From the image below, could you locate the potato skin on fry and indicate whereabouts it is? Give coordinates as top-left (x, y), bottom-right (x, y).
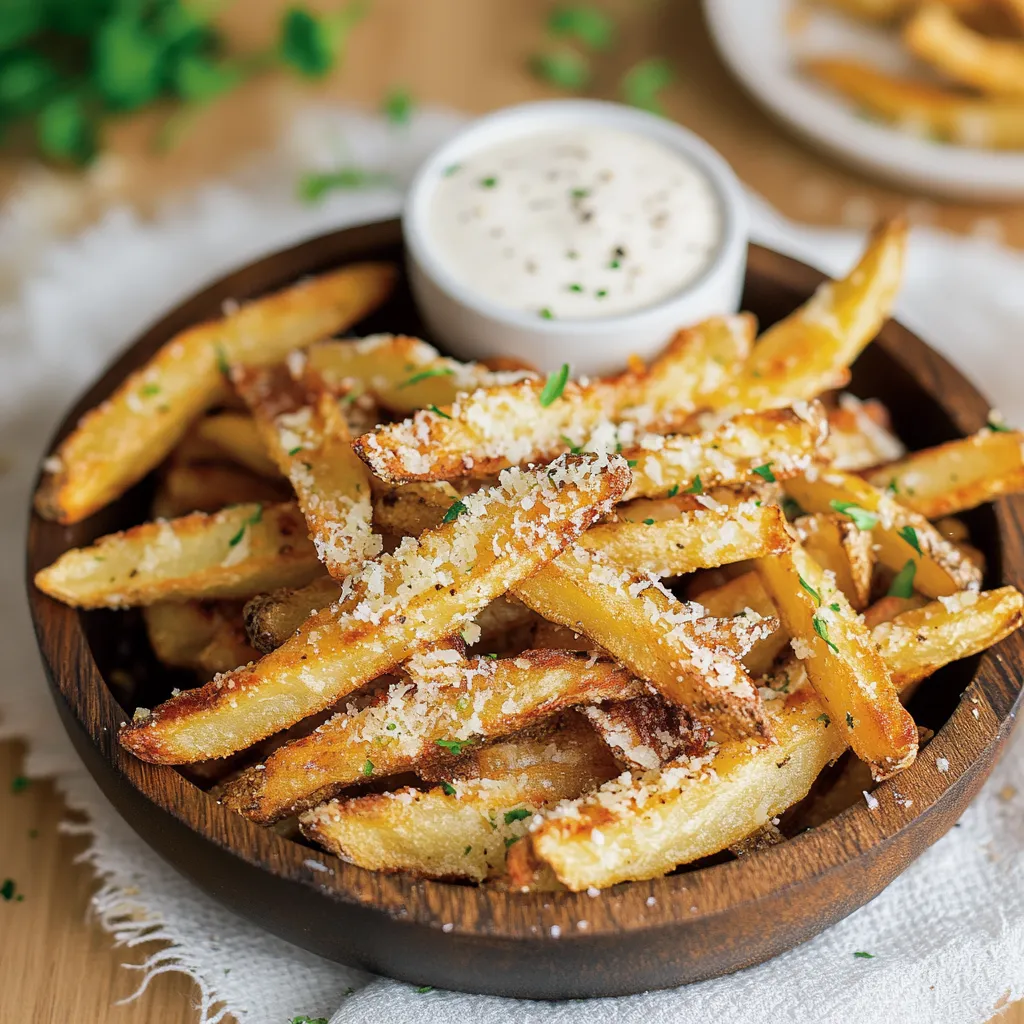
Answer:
top-left (119, 455), bottom-right (630, 764)
top-left (35, 262), bottom-right (396, 524)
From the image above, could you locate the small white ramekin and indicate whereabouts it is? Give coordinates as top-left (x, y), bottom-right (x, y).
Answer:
top-left (403, 100), bottom-right (749, 376)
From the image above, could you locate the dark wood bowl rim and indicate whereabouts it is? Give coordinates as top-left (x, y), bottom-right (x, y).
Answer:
top-left (25, 220), bottom-right (1024, 946)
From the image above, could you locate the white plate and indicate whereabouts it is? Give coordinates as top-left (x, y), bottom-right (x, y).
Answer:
top-left (703, 0), bottom-right (1024, 200)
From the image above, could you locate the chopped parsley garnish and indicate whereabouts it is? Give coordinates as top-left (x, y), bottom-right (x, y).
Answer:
top-left (539, 307), bottom-right (554, 320)
top-left (504, 836), bottom-right (521, 848)
top-left (480, 176), bottom-right (498, 188)
top-left (686, 476), bottom-right (703, 495)
top-left (442, 499), bottom-right (468, 524)
top-left (361, 759), bottom-right (374, 777)
top-left (504, 808), bottom-right (531, 824)
top-left (1, 879), bottom-right (16, 901)
top-left (570, 187), bottom-right (590, 199)
top-left (781, 495), bottom-right (804, 520)
top-left (988, 416), bottom-right (1011, 433)
top-left (886, 478), bottom-right (899, 496)
top-left (427, 404), bottom-right (452, 419)
top-left (441, 782), bottom-right (457, 796)
top-left (643, 518), bottom-right (656, 525)
top-left (853, 951), bottom-right (875, 959)
top-left (290, 1017), bottom-right (329, 1024)
top-left (443, 163), bottom-right (461, 177)
top-left (816, 713), bottom-right (831, 728)
top-left (667, 484), bottom-right (680, 498)
top-left (798, 575), bottom-right (821, 606)
top-left (751, 463), bottom-right (776, 483)
top-left (539, 362), bottom-right (571, 406)
top-left (297, 167), bottom-right (391, 202)
top-left (382, 87), bottom-right (414, 125)
top-left (813, 615), bottom-right (839, 654)
top-left (399, 366), bottom-right (454, 388)
top-left (11, 775), bottom-right (28, 794)
top-left (548, 5), bottom-right (615, 50)
top-left (228, 504), bottom-right (263, 547)
top-left (887, 559), bottom-right (917, 598)
top-left (530, 50), bottom-right (591, 90)
top-left (464, 845), bottom-right (472, 855)
top-left (436, 738), bottom-right (472, 755)
top-left (830, 602), bottom-right (841, 612)
top-left (626, 459), bottom-right (638, 467)
top-left (561, 435), bottom-right (582, 454)
top-left (567, 283), bottom-right (583, 293)
top-left (595, 288), bottom-right (608, 299)
top-left (215, 344), bottom-right (230, 375)
top-left (898, 525), bottom-right (922, 555)
top-left (415, 986), bottom-right (434, 994)
top-left (829, 500), bottom-right (879, 531)
top-left (484, 652), bottom-right (499, 660)
top-left (140, 383), bottom-right (161, 397)
top-left (620, 57), bottom-right (673, 114)
top-left (608, 258), bottom-right (621, 269)
top-left (386, 722), bottom-right (397, 731)
top-left (846, 712), bottom-right (855, 729)
top-left (287, 446), bottom-right (303, 456)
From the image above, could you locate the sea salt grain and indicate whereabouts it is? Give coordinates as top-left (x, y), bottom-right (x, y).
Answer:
top-left (863, 790), bottom-right (880, 811)
top-left (646, 895), bottom-right (657, 907)
top-left (442, 922), bottom-right (454, 933)
top-left (936, 757), bottom-right (950, 774)
top-left (550, 925), bottom-right (562, 938)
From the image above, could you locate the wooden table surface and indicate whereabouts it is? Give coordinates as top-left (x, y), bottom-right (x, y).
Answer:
top-left (2, 2), bottom-right (1021, 1021)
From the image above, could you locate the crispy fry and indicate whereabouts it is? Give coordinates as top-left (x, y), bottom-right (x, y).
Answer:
top-left (804, 58), bottom-right (1024, 149)
top-left (905, 4), bottom-right (1024, 98)
top-left (35, 263), bottom-right (395, 523)
top-left (824, 394), bottom-right (905, 471)
top-left (119, 455), bottom-right (630, 763)
top-left (756, 541), bottom-right (918, 779)
top-left (353, 316), bottom-right (758, 483)
top-left (189, 413), bottom-right (281, 479)
top-left (784, 469), bottom-right (983, 596)
top-left (305, 334), bottom-right (535, 414)
top-left (300, 714), bottom-right (618, 882)
top-left (144, 600), bottom-right (245, 669)
top-left (372, 482), bottom-right (462, 537)
top-left (865, 427), bottom-right (1024, 518)
top-left (624, 404), bottom-right (829, 500)
top-left (705, 221), bottom-right (907, 411)
top-left (151, 461), bottom-right (290, 518)
top-left (580, 499), bottom-right (792, 576)
top-left (232, 364), bottom-right (379, 578)
top-left (794, 512), bottom-right (874, 609)
top-left (515, 546), bottom-right (777, 738)
top-left (34, 502), bottom-right (321, 609)
top-left (243, 575), bottom-right (340, 653)
top-left (222, 647), bottom-right (644, 822)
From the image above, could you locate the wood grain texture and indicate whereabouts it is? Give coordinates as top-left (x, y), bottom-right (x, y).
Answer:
top-left (22, 220), bottom-right (1024, 999)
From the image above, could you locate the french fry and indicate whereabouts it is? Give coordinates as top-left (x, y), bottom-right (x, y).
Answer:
top-left (34, 502), bottom-right (321, 609)
top-left (189, 413), bottom-right (281, 479)
top-left (696, 570), bottom-right (790, 676)
top-left (353, 316), bottom-right (758, 483)
top-left (804, 58), bottom-right (1024, 150)
top-left (624, 403), bottom-right (829, 500)
top-left (144, 600), bottom-right (244, 669)
top-left (243, 575), bottom-right (340, 653)
top-left (510, 690), bottom-right (845, 891)
top-left (784, 469), bottom-right (983, 596)
top-left (511, 586), bottom-right (1022, 890)
top-left (793, 513), bottom-right (874, 609)
top-left (515, 546), bottom-right (777, 739)
top-left (35, 263), bottom-right (395, 523)
top-left (756, 541), bottom-right (918, 779)
top-left (151, 461), bottom-right (290, 518)
top-left (305, 334), bottom-right (535, 414)
top-left (864, 427), bottom-right (1024, 519)
top-left (579, 499), bottom-right (792, 576)
top-left (300, 714), bottom-right (618, 882)
top-left (824, 394), bottom-right (905, 471)
top-left (372, 482), bottom-right (462, 537)
top-left (118, 455), bottom-right (630, 763)
top-left (193, 618), bottom-right (259, 676)
top-left (704, 220), bottom-right (907, 412)
top-left (232, 364), bottom-right (379, 578)
top-left (222, 647), bottom-right (644, 822)
top-left (904, 4), bottom-right (1024, 98)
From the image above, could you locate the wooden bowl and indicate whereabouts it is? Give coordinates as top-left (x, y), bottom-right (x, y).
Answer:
top-left (26, 219), bottom-right (1024, 999)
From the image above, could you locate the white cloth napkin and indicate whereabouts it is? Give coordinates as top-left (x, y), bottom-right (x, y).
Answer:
top-left (2, 107), bottom-right (1023, 1024)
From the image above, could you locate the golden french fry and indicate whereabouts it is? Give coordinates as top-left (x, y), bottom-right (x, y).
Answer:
top-left (34, 502), bottom-right (321, 609)
top-left (118, 455), bottom-right (630, 763)
top-left (35, 263), bottom-right (395, 523)
top-left (232, 364), bottom-right (379, 579)
top-left (151, 461), bottom-right (291, 518)
top-left (515, 546), bottom-right (777, 739)
top-left (222, 647), bottom-right (644, 822)
top-left (372, 481), bottom-right (462, 537)
top-left (804, 58), bottom-right (1024, 150)
top-left (865, 427), bottom-right (1024, 518)
top-left (189, 413), bottom-right (281, 479)
top-left (353, 316), bottom-right (758, 483)
top-left (705, 221), bottom-right (907, 411)
top-left (794, 512), bottom-right (874, 609)
top-left (785, 469), bottom-right (983, 597)
top-left (144, 600), bottom-right (245, 669)
top-left (243, 575), bottom-right (340, 653)
top-left (824, 395), bottom-right (905, 471)
top-left (300, 714), bottom-right (618, 882)
top-left (904, 4), bottom-right (1024, 98)
top-left (756, 542), bottom-right (918, 779)
top-left (580, 499), bottom-right (792, 576)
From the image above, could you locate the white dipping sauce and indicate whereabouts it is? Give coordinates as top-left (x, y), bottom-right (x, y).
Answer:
top-left (428, 128), bottom-right (722, 320)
